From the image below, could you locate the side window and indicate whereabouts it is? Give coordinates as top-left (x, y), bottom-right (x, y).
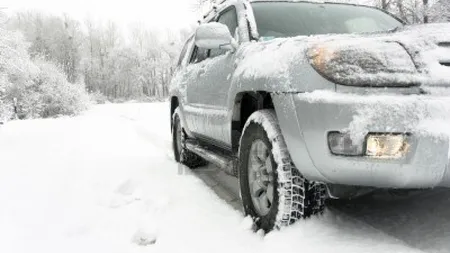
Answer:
top-left (209, 7), bottom-right (238, 58)
top-left (190, 46), bottom-right (209, 64)
top-left (178, 36), bottom-right (194, 67)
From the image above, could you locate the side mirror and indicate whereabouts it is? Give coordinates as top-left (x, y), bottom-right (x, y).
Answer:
top-left (195, 22), bottom-right (237, 51)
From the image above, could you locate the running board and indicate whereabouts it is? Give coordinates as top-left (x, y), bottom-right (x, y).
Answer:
top-left (185, 140), bottom-right (238, 177)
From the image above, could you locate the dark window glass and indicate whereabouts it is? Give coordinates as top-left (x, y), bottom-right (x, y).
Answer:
top-left (218, 7), bottom-right (238, 38)
top-left (209, 7), bottom-right (238, 58)
top-left (251, 2), bottom-right (403, 39)
top-left (190, 46), bottom-right (209, 64)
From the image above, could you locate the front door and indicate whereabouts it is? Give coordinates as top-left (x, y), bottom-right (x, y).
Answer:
top-left (184, 6), bottom-right (240, 149)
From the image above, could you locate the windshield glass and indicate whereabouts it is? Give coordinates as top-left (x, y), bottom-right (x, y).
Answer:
top-left (251, 2), bottom-right (403, 39)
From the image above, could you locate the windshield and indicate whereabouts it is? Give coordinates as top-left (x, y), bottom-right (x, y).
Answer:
top-left (251, 2), bottom-right (403, 39)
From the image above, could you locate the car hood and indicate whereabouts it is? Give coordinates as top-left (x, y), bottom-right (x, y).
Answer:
top-left (391, 24), bottom-right (450, 79)
top-left (235, 23), bottom-right (450, 88)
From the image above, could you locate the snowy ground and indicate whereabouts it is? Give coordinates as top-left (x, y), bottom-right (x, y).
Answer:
top-left (0, 102), bottom-right (449, 253)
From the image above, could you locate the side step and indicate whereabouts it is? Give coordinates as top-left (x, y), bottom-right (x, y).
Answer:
top-left (185, 140), bottom-right (238, 177)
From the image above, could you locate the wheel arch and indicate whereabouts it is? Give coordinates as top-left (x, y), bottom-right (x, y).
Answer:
top-left (231, 91), bottom-right (274, 153)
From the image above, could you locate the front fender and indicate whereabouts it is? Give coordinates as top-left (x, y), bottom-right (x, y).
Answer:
top-left (271, 93), bottom-right (331, 182)
top-left (228, 40), bottom-right (336, 100)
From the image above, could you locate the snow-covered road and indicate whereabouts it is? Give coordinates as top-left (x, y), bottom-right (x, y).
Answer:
top-left (0, 102), bottom-right (449, 253)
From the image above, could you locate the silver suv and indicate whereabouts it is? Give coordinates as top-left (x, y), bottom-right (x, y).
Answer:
top-left (170, 0), bottom-right (450, 232)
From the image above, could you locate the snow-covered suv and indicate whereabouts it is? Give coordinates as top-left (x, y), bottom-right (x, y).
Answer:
top-left (170, 0), bottom-right (450, 232)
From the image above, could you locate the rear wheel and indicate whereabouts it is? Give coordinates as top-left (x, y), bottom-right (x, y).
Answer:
top-left (239, 109), bottom-right (326, 232)
top-left (172, 108), bottom-right (207, 168)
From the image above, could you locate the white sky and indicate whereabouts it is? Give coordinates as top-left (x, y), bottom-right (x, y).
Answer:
top-left (2, 0), bottom-right (199, 30)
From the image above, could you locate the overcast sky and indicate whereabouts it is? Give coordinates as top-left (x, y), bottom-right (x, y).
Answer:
top-left (2, 0), bottom-right (199, 30)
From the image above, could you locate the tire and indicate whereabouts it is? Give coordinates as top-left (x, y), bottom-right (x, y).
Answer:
top-left (239, 109), bottom-right (326, 232)
top-left (172, 108), bottom-right (207, 168)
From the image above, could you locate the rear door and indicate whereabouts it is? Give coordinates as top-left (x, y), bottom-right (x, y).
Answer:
top-left (184, 6), bottom-right (240, 149)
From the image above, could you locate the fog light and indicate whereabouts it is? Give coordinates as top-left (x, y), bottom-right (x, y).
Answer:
top-left (366, 134), bottom-right (409, 158)
top-left (328, 132), bottom-right (363, 156)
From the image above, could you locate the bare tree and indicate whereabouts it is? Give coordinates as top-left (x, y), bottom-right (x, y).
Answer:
top-left (423, 0), bottom-right (429, 22)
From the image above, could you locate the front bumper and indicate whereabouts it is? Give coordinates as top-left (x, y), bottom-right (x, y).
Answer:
top-left (272, 92), bottom-right (450, 188)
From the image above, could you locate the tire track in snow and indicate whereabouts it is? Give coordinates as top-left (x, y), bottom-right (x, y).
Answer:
top-left (119, 112), bottom-right (173, 160)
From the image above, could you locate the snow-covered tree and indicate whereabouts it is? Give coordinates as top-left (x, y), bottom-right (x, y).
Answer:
top-left (81, 20), bottom-right (188, 100)
top-left (429, 0), bottom-right (450, 22)
top-left (0, 16), bottom-right (38, 120)
top-left (8, 12), bottom-right (84, 83)
top-left (1, 10), bottom-right (90, 120)
top-left (25, 59), bottom-right (90, 118)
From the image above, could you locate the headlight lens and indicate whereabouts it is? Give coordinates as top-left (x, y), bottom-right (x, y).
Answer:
top-left (366, 134), bottom-right (409, 158)
top-left (308, 41), bottom-right (421, 87)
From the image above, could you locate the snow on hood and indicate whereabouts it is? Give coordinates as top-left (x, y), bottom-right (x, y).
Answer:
top-left (235, 23), bottom-right (450, 88)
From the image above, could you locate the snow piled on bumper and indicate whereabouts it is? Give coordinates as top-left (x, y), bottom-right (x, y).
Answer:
top-left (301, 90), bottom-right (450, 157)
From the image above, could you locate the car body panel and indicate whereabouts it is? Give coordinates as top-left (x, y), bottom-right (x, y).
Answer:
top-left (184, 53), bottom-right (236, 146)
top-left (181, 1), bottom-right (250, 147)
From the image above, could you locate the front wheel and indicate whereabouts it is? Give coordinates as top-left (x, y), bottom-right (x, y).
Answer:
top-left (239, 110), bottom-right (326, 232)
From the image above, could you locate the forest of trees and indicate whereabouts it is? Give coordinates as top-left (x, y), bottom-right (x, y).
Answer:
top-left (5, 12), bottom-right (193, 102)
top-left (369, 0), bottom-right (450, 23)
top-left (0, 11), bottom-right (90, 121)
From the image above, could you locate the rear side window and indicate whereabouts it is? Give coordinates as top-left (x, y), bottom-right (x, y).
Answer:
top-left (210, 7), bottom-right (238, 58)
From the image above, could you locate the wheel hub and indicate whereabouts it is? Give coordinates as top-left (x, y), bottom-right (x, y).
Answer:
top-left (248, 139), bottom-right (275, 217)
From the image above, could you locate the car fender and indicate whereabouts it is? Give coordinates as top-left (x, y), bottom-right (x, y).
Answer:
top-left (271, 93), bottom-right (332, 182)
top-left (227, 40), bottom-right (336, 102)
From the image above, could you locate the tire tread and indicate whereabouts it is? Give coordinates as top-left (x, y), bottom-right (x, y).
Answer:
top-left (240, 109), bottom-right (326, 231)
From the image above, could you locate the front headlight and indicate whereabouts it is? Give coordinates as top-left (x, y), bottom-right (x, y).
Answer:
top-left (308, 41), bottom-right (421, 87)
